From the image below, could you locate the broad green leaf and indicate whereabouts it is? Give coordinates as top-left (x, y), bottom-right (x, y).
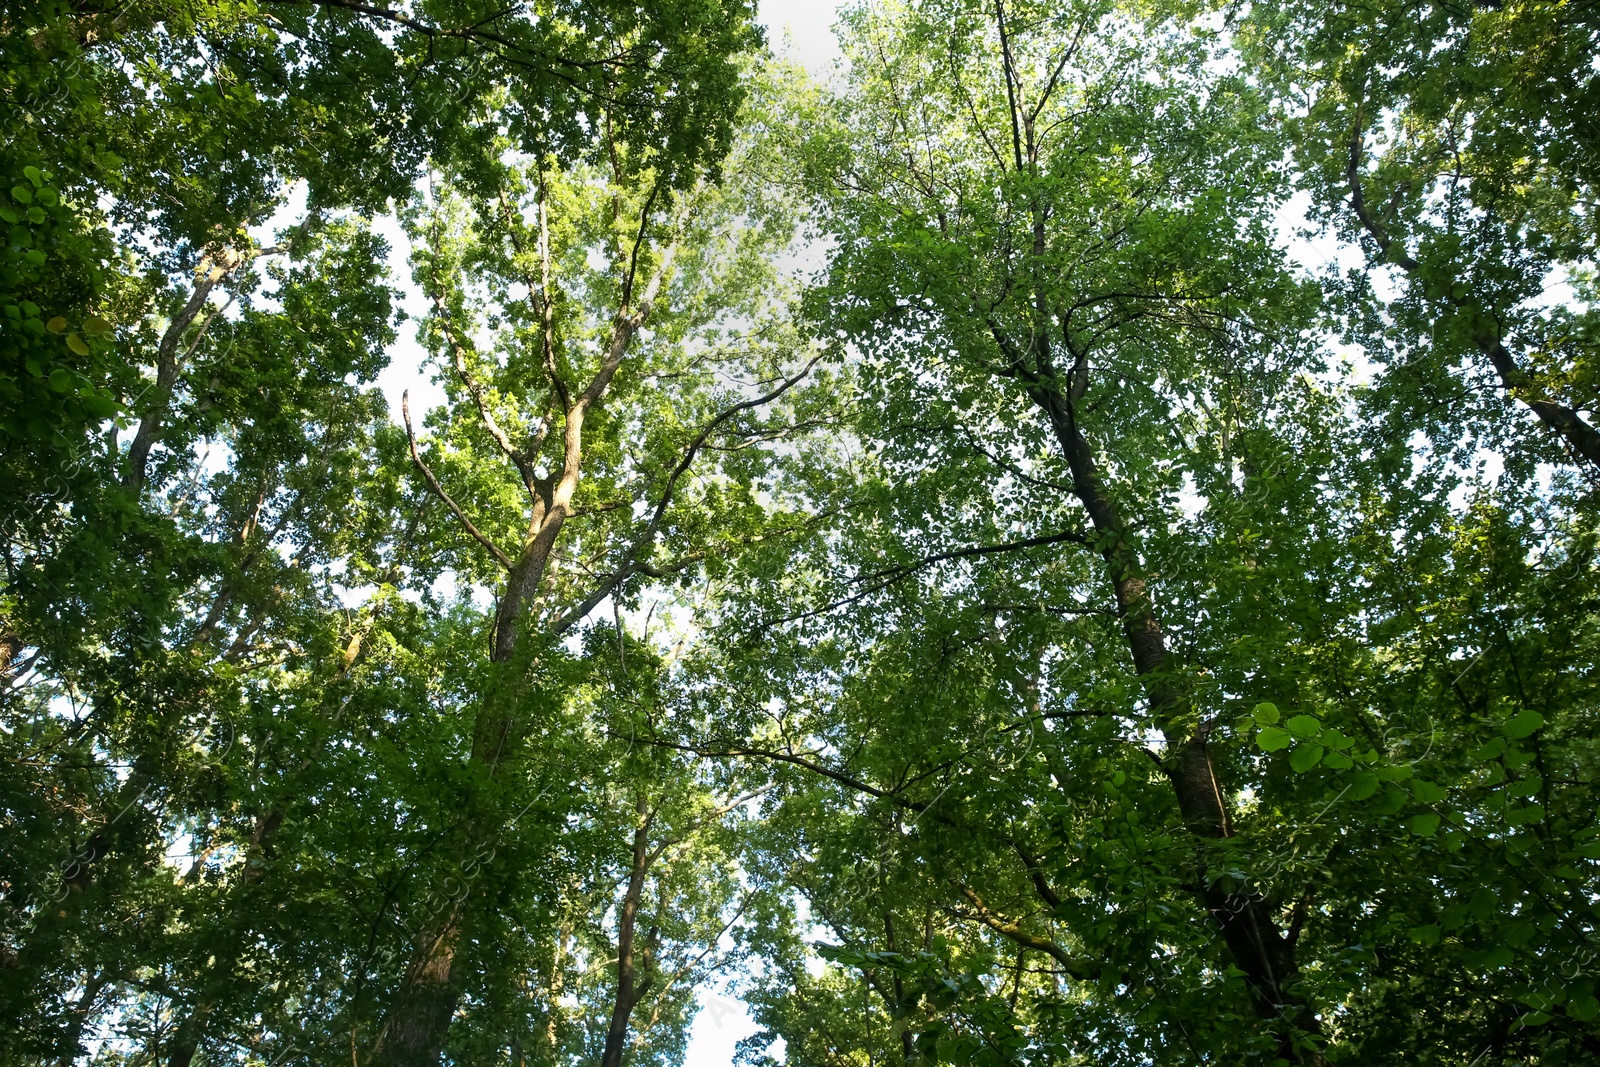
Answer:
top-left (1290, 743), bottom-right (1325, 772)
top-left (1409, 813), bottom-right (1441, 837)
top-left (1503, 710), bottom-right (1545, 739)
top-left (1285, 714), bottom-right (1321, 739)
top-left (1256, 726), bottom-right (1292, 752)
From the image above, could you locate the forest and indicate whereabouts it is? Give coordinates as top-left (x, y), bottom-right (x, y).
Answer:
top-left (2, 0), bottom-right (1599, 1064)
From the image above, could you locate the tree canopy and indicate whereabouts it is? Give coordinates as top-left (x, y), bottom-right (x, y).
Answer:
top-left (3, 1), bottom-right (1598, 1065)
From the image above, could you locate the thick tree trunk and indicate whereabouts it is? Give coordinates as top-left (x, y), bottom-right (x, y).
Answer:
top-left (1027, 378), bottom-right (1324, 1063)
top-left (371, 918), bottom-right (464, 1067)
top-left (0, 631), bottom-right (22, 676)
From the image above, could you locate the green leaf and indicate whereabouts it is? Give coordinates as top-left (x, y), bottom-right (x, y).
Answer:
top-left (1469, 737), bottom-right (1505, 761)
top-left (66, 333), bottom-right (90, 356)
top-left (1252, 701), bottom-right (1280, 726)
top-left (11, 185), bottom-right (33, 204)
top-left (1373, 786), bottom-right (1407, 815)
top-left (23, 165), bottom-right (42, 187)
top-left (1506, 804), bottom-right (1545, 825)
top-left (1347, 771), bottom-right (1380, 800)
top-left (1321, 727), bottom-right (1354, 750)
top-left (46, 315), bottom-right (67, 333)
top-left (1408, 813), bottom-right (1440, 837)
top-left (1411, 780), bottom-right (1447, 805)
top-left (1285, 714), bottom-right (1321, 739)
top-left (1255, 726), bottom-right (1292, 752)
top-left (1289, 743), bottom-right (1324, 772)
top-left (1503, 710), bottom-right (1545, 739)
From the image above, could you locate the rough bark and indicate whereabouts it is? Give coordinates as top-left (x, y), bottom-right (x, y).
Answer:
top-left (0, 631), bottom-right (23, 677)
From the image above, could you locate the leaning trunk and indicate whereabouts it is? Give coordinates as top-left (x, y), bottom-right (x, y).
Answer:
top-left (600, 800), bottom-right (654, 1067)
top-left (370, 530), bottom-right (558, 1066)
top-left (1031, 381), bottom-right (1324, 1062)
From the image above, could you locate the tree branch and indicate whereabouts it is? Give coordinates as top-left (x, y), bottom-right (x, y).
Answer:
top-left (403, 390), bottom-right (514, 570)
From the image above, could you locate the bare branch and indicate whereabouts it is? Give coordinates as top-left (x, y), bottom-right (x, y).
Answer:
top-left (403, 391), bottom-right (514, 570)
top-left (550, 355), bottom-right (824, 633)
top-left (764, 526), bottom-right (1091, 629)
top-left (949, 881), bottom-right (1095, 981)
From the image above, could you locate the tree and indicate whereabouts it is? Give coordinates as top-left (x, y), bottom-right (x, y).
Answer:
top-left (1, 1), bottom-right (772, 1062)
top-left (1238, 0), bottom-right (1600, 470)
top-left (7, 1), bottom-right (1600, 1064)
top-left (360, 113), bottom-right (825, 1061)
top-left (702, 2), bottom-right (1600, 1064)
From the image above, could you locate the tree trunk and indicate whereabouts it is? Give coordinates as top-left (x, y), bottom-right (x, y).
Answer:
top-left (164, 809), bottom-right (283, 1067)
top-left (55, 970), bottom-right (108, 1067)
top-left (601, 798), bottom-right (655, 1067)
top-left (124, 251), bottom-right (241, 494)
top-left (1472, 322), bottom-right (1600, 466)
top-left (1346, 122), bottom-right (1600, 468)
top-left (370, 916), bottom-right (465, 1067)
top-left (376, 182), bottom-right (672, 1067)
top-left (1026, 375), bottom-right (1325, 1063)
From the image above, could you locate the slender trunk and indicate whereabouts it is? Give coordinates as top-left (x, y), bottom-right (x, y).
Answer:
top-left (601, 799), bottom-right (655, 1067)
top-left (1027, 379), bottom-right (1324, 1063)
top-left (124, 252), bottom-right (239, 494)
top-left (1472, 323), bottom-right (1600, 466)
top-left (55, 970), bottom-right (108, 1067)
top-left (1346, 121), bottom-right (1600, 467)
top-left (164, 809), bottom-right (283, 1067)
top-left (544, 920), bottom-right (571, 1059)
top-left (885, 912), bottom-right (914, 1062)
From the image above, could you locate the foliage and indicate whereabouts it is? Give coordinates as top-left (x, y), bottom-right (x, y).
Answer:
top-left (2, 1), bottom-right (1598, 1066)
